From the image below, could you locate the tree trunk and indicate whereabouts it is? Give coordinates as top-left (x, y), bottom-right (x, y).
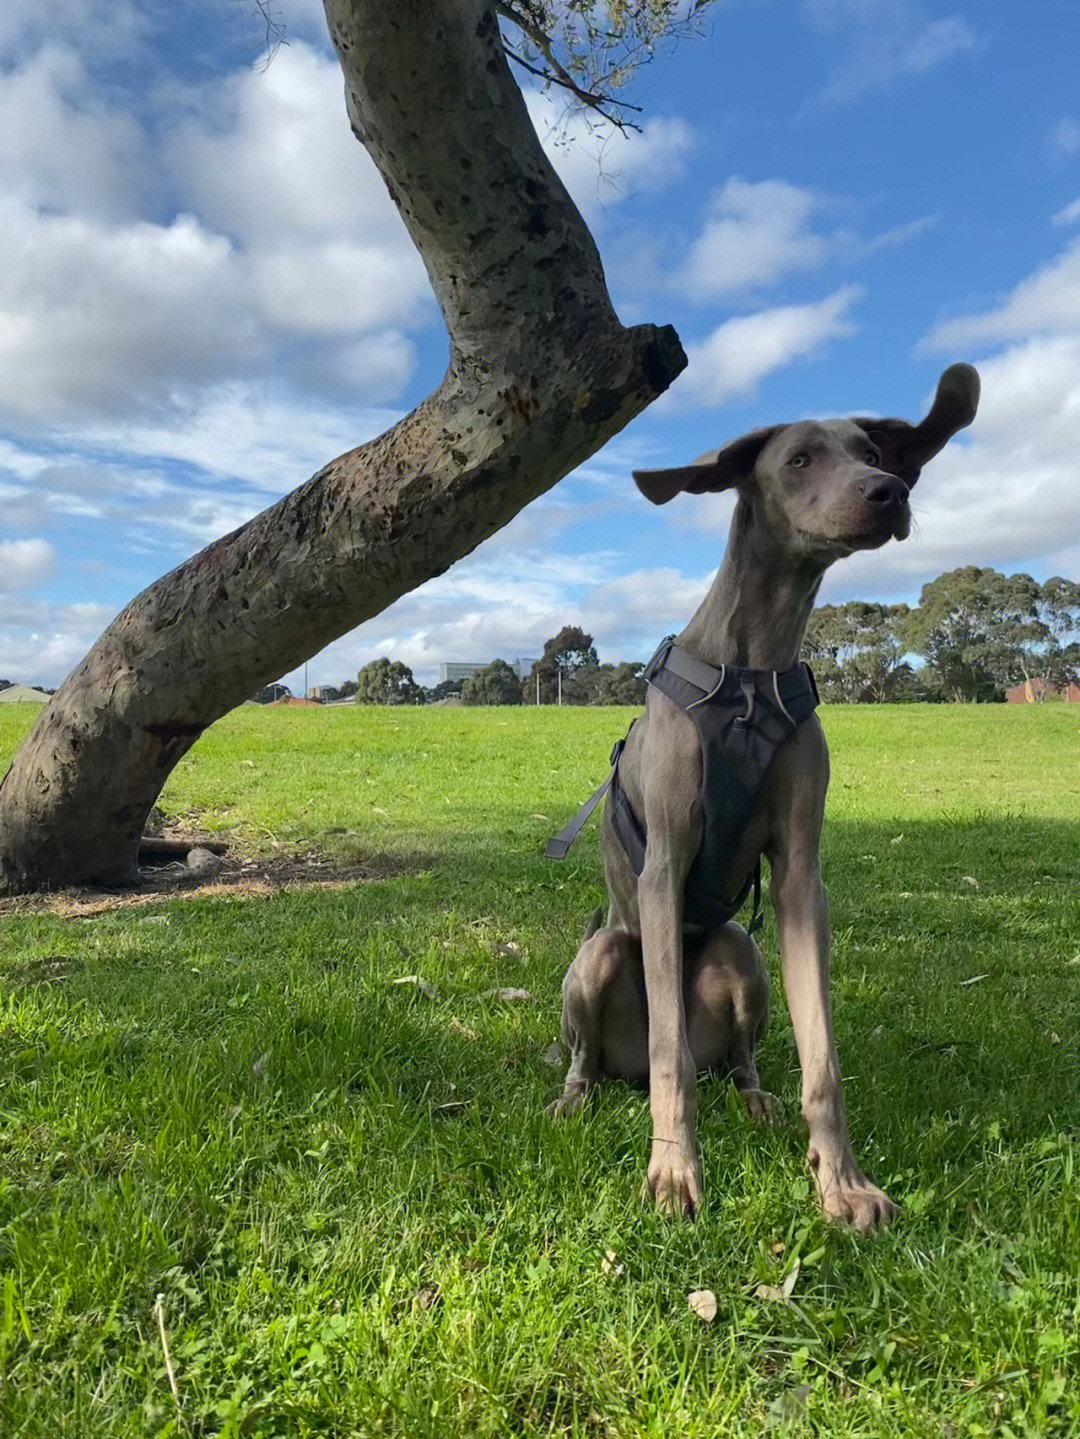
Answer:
top-left (0, 0), bottom-right (684, 894)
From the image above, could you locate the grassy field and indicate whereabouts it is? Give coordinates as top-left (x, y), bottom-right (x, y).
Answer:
top-left (1, 701), bottom-right (1079, 1437)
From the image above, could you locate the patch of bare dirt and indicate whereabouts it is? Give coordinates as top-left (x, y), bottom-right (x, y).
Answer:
top-left (0, 825), bottom-right (431, 920)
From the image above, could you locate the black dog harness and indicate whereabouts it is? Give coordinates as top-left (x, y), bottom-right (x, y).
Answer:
top-left (546, 638), bottom-right (819, 934)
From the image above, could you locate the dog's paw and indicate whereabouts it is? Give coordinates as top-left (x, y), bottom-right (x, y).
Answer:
top-left (644, 1143), bottom-right (702, 1217)
top-left (808, 1148), bottom-right (900, 1232)
top-left (546, 1091), bottom-right (585, 1119)
top-left (739, 1087), bottom-right (779, 1126)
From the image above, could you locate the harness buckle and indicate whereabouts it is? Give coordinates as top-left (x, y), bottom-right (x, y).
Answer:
top-left (732, 676), bottom-right (757, 727)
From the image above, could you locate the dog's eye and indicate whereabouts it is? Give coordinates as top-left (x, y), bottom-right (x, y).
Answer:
top-left (865, 447), bottom-right (881, 467)
top-left (788, 453), bottom-right (810, 469)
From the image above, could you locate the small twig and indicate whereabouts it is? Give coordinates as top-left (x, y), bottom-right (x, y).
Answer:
top-left (496, 2), bottom-right (643, 130)
top-left (153, 1293), bottom-right (181, 1409)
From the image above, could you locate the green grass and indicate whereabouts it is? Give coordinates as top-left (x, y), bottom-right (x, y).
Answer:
top-left (1, 701), bottom-right (1079, 1437)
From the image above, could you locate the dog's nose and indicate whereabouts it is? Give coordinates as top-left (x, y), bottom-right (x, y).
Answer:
top-left (859, 473), bottom-right (909, 507)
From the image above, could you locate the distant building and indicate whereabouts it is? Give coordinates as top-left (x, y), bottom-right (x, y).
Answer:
top-left (439, 661), bottom-right (484, 683)
top-left (439, 657), bottom-right (537, 683)
top-left (1005, 678), bottom-right (1080, 703)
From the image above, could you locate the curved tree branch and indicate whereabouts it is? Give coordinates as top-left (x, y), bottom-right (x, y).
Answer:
top-left (0, 0), bottom-right (685, 894)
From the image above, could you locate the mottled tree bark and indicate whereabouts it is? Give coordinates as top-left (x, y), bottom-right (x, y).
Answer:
top-left (0, 0), bottom-right (684, 893)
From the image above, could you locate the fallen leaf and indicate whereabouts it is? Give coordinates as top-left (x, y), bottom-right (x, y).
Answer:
top-left (493, 941), bottom-right (522, 959)
top-left (782, 1259), bottom-right (801, 1301)
top-left (394, 975), bottom-right (438, 999)
top-left (541, 1042), bottom-right (565, 1066)
top-left (460, 1256), bottom-right (486, 1273)
top-left (448, 1017), bottom-right (479, 1041)
top-left (871, 1023), bottom-right (885, 1038)
top-left (959, 972), bottom-right (989, 987)
top-left (753, 1284), bottom-right (786, 1303)
top-left (899, 891), bottom-right (915, 899)
top-left (530, 813), bottom-right (549, 821)
top-left (601, 1249), bottom-right (625, 1277)
top-left (1049, 1031), bottom-right (1061, 1045)
top-left (687, 1289), bottom-right (717, 1322)
top-left (482, 987), bottom-right (535, 1003)
top-left (372, 806), bottom-right (389, 818)
top-left (770, 1241), bottom-right (786, 1256)
top-left (960, 875), bottom-right (979, 888)
top-left (890, 834), bottom-right (904, 844)
top-left (414, 1285), bottom-right (440, 1310)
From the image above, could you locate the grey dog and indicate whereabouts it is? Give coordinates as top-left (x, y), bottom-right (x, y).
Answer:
top-left (549, 364), bottom-right (980, 1229)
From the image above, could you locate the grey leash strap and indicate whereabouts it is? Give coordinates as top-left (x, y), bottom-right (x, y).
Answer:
top-left (545, 738), bottom-right (625, 860)
top-left (544, 777), bottom-right (611, 859)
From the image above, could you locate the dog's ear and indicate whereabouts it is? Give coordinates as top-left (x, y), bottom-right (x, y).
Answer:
top-left (852, 363), bottom-right (979, 487)
top-left (632, 426), bottom-right (782, 505)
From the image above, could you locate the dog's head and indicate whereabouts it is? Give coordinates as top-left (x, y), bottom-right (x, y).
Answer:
top-left (632, 363), bottom-right (979, 563)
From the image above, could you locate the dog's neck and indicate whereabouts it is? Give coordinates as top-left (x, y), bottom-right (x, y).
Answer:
top-left (677, 494), bottom-right (825, 672)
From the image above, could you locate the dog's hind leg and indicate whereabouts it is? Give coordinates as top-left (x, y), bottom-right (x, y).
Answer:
top-left (548, 927), bottom-right (645, 1116)
top-left (686, 925), bottom-right (777, 1124)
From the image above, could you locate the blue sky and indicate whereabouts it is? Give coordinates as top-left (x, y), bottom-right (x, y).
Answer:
top-left (1, 0), bottom-right (1079, 691)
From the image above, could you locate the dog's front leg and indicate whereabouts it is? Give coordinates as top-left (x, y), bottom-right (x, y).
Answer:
top-left (771, 848), bottom-right (899, 1231)
top-left (638, 848), bottom-right (700, 1215)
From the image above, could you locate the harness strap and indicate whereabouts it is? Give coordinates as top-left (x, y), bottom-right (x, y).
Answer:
top-left (746, 860), bottom-right (764, 936)
top-left (544, 738), bottom-right (625, 860)
top-left (544, 777), bottom-right (611, 859)
top-left (609, 756), bottom-right (646, 874)
top-left (645, 638), bottom-right (720, 695)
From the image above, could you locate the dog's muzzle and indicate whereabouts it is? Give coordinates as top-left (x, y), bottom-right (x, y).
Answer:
top-left (859, 472), bottom-right (911, 540)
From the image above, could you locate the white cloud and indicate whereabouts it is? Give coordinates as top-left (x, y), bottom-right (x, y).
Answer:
top-left (924, 235), bottom-right (1080, 348)
top-left (1053, 199), bottom-right (1080, 228)
top-left (69, 387), bottom-right (403, 495)
top-left (679, 178), bottom-right (831, 299)
top-left (172, 44), bottom-right (414, 251)
top-left (0, 40), bottom-right (432, 430)
top-left (525, 90), bottom-right (694, 224)
top-left (249, 241), bottom-right (428, 336)
top-left (0, 538), bottom-right (56, 589)
top-left (676, 286), bottom-right (861, 407)
top-left (0, 44), bottom-right (147, 220)
top-left (0, 599), bottom-right (117, 687)
top-left (1051, 118), bottom-right (1080, 156)
top-left (0, 200), bottom-right (259, 425)
top-left (804, 1), bottom-right (976, 106)
top-left (0, 0), bottom-right (144, 61)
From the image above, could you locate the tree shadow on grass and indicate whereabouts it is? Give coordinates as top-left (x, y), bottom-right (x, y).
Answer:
top-left (2, 811), bottom-right (1078, 1162)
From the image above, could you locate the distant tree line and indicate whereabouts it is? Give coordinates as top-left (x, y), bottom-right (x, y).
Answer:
top-left (344, 625), bottom-right (650, 707)
top-left (249, 568), bottom-right (1080, 708)
top-left (805, 568), bottom-right (1080, 703)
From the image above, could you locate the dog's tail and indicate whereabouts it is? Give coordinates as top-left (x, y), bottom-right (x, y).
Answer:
top-left (581, 908), bottom-right (604, 943)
